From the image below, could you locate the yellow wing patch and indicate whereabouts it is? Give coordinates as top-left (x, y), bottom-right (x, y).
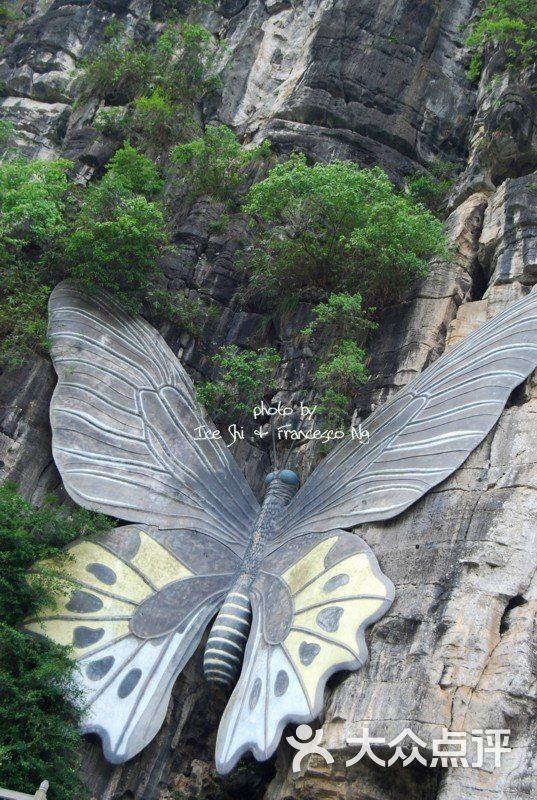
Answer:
top-left (24, 529), bottom-right (194, 657)
top-left (58, 540), bottom-right (152, 603)
top-left (280, 536), bottom-right (393, 708)
top-left (130, 531), bottom-right (192, 588)
top-left (282, 537), bottom-right (335, 594)
top-left (25, 618), bottom-right (131, 657)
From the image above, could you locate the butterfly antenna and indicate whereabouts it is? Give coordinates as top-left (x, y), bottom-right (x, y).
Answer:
top-left (281, 413), bottom-right (306, 471)
top-left (271, 415), bottom-right (279, 472)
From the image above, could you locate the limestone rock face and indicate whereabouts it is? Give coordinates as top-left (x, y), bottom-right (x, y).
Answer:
top-left (0, 1), bottom-right (536, 799)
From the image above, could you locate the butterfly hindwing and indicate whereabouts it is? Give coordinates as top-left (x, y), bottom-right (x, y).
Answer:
top-left (215, 532), bottom-right (394, 773)
top-left (25, 525), bottom-right (239, 763)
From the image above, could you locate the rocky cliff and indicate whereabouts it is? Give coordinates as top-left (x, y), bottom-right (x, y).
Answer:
top-left (0, 1), bottom-right (536, 799)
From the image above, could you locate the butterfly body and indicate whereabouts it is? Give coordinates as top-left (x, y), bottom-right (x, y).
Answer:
top-left (27, 282), bottom-right (537, 772)
top-left (204, 472), bottom-right (300, 687)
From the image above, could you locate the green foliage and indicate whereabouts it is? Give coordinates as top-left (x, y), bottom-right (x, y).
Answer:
top-left (314, 341), bottom-right (370, 428)
top-left (63, 178), bottom-right (165, 314)
top-left (0, 482), bottom-right (110, 800)
top-left (131, 91), bottom-right (194, 151)
top-left (316, 340), bottom-right (369, 393)
top-left (152, 23), bottom-right (221, 105)
top-left (301, 292), bottom-right (377, 338)
top-left (316, 387), bottom-right (352, 430)
top-left (93, 105), bottom-right (128, 138)
top-left (243, 154), bottom-right (446, 306)
top-left (172, 125), bottom-right (271, 202)
top-left (0, 158), bottom-right (71, 365)
top-left (147, 287), bottom-right (216, 335)
top-left (104, 141), bottom-right (163, 195)
top-left (79, 28), bottom-right (154, 105)
top-left (0, 119), bottom-right (15, 153)
top-left (0, 157), bottom-right (70, 249)
top-left (80, 22), bottom-right (221, 150)
top-left (0, 275), bottom-right (50, 366)
top-left (0, 483), bottom-right (109, 624)
top-left (301, 293), bottom-right (376, 426)
top-left (466, 0), bottom-right (537, 79)
top-left (197, 345), bottom-right (280, 421)
top-left (0, 2), bottom-right (18, 23)
top-left (407, 160), bottom-right (456, 217)
top-left (0, 144), bottom-right (167, 366)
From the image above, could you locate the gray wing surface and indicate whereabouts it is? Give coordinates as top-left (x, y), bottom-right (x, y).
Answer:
top-left (48, 281), bottom-right (259, 553)
top-left (279, 290), bottom-right (537, 540)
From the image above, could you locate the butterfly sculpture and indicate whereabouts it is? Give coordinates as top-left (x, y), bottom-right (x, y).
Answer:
top-left (25, 282), bottom-right (537, 773)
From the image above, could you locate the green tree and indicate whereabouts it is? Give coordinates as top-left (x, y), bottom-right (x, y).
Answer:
top-left (242, 154), bottom-right (445, 306)
top-left (301, 293), bottom-right (377, 426)
top-left (466, 0), bottom-right (537, 80)
top-left (0, 483), bottom-right (110, 800)
top-left (316, 340), bottom-right (369, 395)
top-left (78, 23), bottom-right (154, 104)
top-left (406, 160), bottom-right (456, 218)
top-left (0, 157), bottom-right (71, 249)
top-left (0, 145), bottom-right (167, 366)
top-left (104, 141), bottom-right (163, 195)
top-left (147, 287), bottom-right (216, 336)
top-left (0, 158), bottom-right (72, 365)
top-left (131, 91), bottom-right (193, 152)
top-left (301, 292), bottom-right (377, 338)
top-left (63, 179), bottom-right (165, 314)
top-left (172, 125), bottom-right (271, 202)
top-left (80, 22), bottom-right (222, 150)
top-left (197, 345), bottom-right (280, 422)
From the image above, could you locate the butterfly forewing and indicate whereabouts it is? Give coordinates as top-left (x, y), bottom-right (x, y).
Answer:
top-left (48, 281), bottom-right (260, 549)
top-left (279, 290), bottom-right (537, 539)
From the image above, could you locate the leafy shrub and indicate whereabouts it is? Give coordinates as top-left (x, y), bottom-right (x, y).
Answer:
top-left (152, 23), bottom-right (221, 105)
top-left (0, 119), bottom-right (15, 153)
top-left (63, 179), bottom-right (165, 314)
top-left (0, 482), bottom-right (110, 800)
top-left (315, 340), bottom-right (370, 428)
top-left (93, 105), bottom-right (129, 138)
top-left (78, 25), bottom-right (154, 104)
top-left (172, 125), bottom-right (271, 202)
top-left (466, 0), bottom-right (537, 79)
top-left (316, 387), bottom-right (353, 430)
top-left (0, 158), bottom-right (71, 365)
top-left (80, 22), bottom-right (221, 149)
top-left (316, 339), bottom-right (369, 393)
top-left (132, 91), bottom-right (194, 151)
top-left (147, 288), bottom-right (216, 336)
top-left (0, 2), bottom-right (18, 23)
top-left (242, 154), bottom-right (446, 306)
top-left (0, 145), bottom-right (167, 365)
top-left (0, 157), bottom-right (70, 249)
top-left (301, 293), bottom-right (376, 426)
top-left (406, 160), bottom-right (456, 217)
top-left (104, 141), bottom-right (163, 195)
top-left (0, 275), bottom-right (50, 366)
top-left (301, 292), bottom-right (377, 339)
top-left (197, 345), bottom-right (280, 421)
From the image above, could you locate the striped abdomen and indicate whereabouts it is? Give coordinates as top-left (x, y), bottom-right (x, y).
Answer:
top-left (203, 590), bottom-right (252, 688)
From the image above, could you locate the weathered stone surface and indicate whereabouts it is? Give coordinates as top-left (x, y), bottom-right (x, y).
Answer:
top-left (217, 0), bottom-right (476, 176)
top-left (478, 172), bottom-right (537, 287)
top-left (0, 356), bottom-right (60, 503)
top-left (449, 57), bottom-right (537, 209)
